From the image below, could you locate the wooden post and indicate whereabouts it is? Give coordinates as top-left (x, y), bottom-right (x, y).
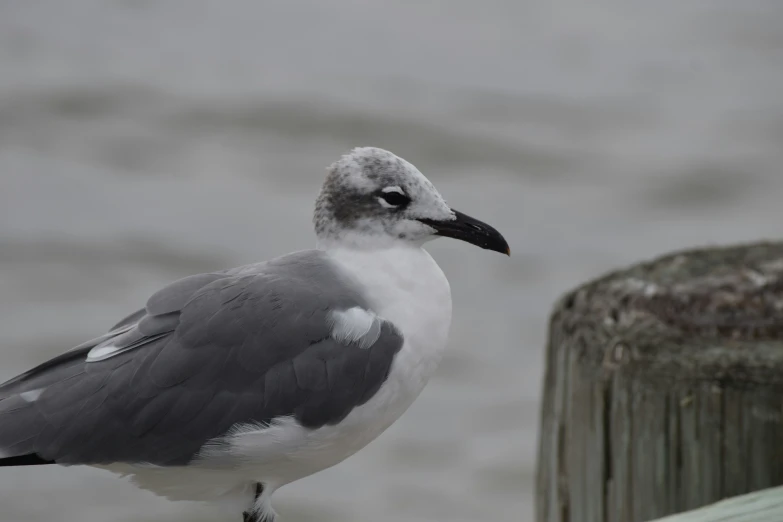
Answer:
top-left (536, 242), bottom-right (783, 522)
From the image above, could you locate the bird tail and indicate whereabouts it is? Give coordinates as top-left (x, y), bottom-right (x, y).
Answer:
top-left (0, 454), bottom-right (53, 467)
top-left (0, 348), bottom-right (92, 467)
top-left (0, 391), bottom-right (56, 467)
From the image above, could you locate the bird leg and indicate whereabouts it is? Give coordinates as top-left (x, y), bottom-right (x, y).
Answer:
top-left (242, 483), bottom-right (273, 522)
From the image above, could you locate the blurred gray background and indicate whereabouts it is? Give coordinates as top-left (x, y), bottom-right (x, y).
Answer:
top-left (1, 1), bottom-right (782, 521)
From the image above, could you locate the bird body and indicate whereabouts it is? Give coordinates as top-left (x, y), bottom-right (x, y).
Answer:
top-left (0, 147), bottom-right (508, 521)
top-left (100, 244), bottom-right (452, 518)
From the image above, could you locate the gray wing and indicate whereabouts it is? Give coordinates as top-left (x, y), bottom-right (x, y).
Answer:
top-left (0, 251), bottom-right (403, 466)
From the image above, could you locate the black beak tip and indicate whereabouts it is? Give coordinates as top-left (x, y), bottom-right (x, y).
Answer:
top-left (489, 233), bottom-right (511, 257)
top-left (471, 216), bottom-right (510, 257)
top-left (480, 230), bottom-right (511, 256)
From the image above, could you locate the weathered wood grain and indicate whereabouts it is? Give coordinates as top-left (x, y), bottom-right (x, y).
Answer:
top-left (536, 242), bottom-right (783, 522)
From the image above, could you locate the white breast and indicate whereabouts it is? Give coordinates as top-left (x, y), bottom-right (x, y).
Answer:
top-left (329, 244), bottom-right (453, 393)
top-left (252, 245), bottom-right (453, 485)
top-left (271, 245), bottom-right (452, 468)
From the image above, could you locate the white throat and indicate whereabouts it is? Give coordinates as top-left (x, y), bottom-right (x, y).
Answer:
top-left (315, 228), bottom-right (434, 253)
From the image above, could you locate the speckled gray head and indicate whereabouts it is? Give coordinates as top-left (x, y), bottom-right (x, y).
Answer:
top-left (314, 147), bottom-right (510, 255)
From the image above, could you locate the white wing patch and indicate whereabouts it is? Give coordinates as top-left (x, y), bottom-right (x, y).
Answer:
top-left (86, 344), bottom-right (134, 362)
top-left (86, 332), bottom-right (169, 363)
top-left (18, 388), bottom-right (44, 403)
top-left (328, 307), bottom-right (382, 349)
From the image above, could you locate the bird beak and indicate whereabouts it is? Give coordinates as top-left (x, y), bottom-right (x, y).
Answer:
top-left (419, 209), bottom-right (511, 256)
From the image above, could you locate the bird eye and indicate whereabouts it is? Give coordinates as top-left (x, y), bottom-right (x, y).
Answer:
top-left (378, 190), bottom-right (410, 207)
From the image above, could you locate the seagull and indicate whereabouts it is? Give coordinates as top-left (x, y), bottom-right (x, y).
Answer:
top-left (0, 147), bottom-right (509, 522)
